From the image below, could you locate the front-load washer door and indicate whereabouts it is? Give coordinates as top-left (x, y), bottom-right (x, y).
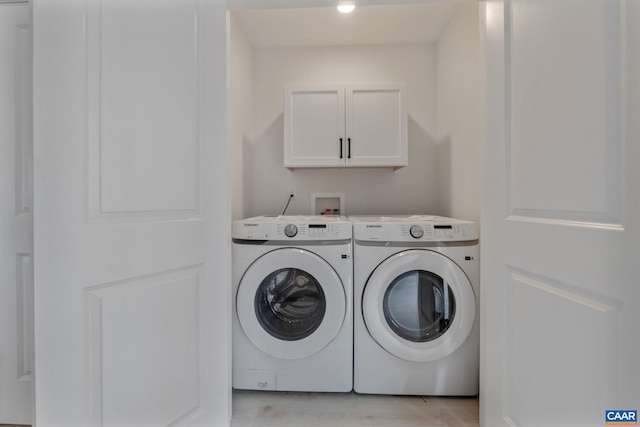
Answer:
top-left (237, 248), bottom-right (346, 360)
top-left (362, 249), bottom-right (475, 362)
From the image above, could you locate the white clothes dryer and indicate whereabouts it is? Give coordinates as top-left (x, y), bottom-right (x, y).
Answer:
top-left (232, 215), bottom-right (353, 392)
top-left (350, 215), bottom-right (479, 396)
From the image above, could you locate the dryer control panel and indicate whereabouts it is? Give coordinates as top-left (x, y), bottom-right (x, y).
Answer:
top-left (400, 223), bottom-right (476, 241)
top-left (350, 215), bottom-right (478, 242)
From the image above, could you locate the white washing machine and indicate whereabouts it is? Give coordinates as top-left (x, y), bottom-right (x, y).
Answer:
top-left (350, 215), bottom-right (479, 396)
top-left (232, 215), bottom-right (353, 392)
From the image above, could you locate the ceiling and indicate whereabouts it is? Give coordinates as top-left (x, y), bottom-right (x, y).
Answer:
top-left (232, 3), bottom-right (462, 48)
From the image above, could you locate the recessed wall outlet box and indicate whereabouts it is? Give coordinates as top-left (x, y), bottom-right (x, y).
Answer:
top-left (312, 193), bottom-right (345, 216)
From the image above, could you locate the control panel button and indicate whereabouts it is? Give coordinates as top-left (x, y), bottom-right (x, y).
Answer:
top-left (284, 224), bottom-right (298, 238)
top-left (409, 225), bottom-right (424, 239)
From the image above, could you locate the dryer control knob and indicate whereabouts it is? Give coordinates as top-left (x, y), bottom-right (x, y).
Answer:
top-left (410, 225), bottom-right (424, 239)
top-left (284, 224), bottom-right (298, 238)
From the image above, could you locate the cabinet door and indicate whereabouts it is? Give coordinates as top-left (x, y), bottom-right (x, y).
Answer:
top-left (346, 83), bottom-right (407, 167)
top-left (284, 84), bottom-right (346, 167)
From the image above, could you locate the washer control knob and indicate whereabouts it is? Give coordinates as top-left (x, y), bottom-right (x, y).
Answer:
top-left (410, 225), bottom-right (424, 239)
top-left (284, 224), bottom-right (298, 238)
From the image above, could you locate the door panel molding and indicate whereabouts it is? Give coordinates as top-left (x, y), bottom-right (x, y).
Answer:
top-left (15, 253), bottom-right (33, 382)
top-left (505, 212), bottom-right (625, 231)
top-left (86, 266), bottom-right (203, 426)
top-left (505, 0), bottom-right (623, 227)
top-left (87, 0), bottom-right (202, 222)
top-left (503, 266), bottom-right (622, 425)
top-left (14, 22), bottom-right (31, 216)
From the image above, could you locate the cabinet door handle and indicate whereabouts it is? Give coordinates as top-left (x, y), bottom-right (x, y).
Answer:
top-left (348, 138), bottom-right (351, 159)
top-left (339, 138), bottom-right (343, 159)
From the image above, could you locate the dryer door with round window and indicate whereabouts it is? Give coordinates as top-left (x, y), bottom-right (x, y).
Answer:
top-left (362, 249), bottom-right (476, 362)
top-left (236, 248), bottom-right (346, 360)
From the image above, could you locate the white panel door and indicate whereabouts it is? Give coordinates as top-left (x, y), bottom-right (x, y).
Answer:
top-left (0, 3), bottom-right (32, 424)
top-left (32, 0), bottom-right (230, 426)
top-left (346, 83), bottom-right (408, 167)
top-left (481, 1), bottom-right (640, 426)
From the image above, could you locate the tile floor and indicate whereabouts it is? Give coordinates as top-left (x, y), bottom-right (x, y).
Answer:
top-left (232, 390), bottom-right (480, 427)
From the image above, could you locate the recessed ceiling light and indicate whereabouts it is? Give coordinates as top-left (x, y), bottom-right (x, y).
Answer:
top-left (337, 4), bottom-right (355, 13)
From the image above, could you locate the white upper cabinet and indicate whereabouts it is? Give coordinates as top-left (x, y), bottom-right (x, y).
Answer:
top-left (284, 84), bottom-right (346, 167)
top-left (284, 83), bottom-right (408, 168)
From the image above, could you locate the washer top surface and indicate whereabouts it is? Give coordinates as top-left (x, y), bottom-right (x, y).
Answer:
top-left (233, 215), bottom-right (351, 241)
top-left (349, 214), bottom-right (478, 242)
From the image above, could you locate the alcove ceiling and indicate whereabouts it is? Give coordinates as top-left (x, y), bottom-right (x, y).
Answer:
top-left (232, 2), bottom-right (461, 48)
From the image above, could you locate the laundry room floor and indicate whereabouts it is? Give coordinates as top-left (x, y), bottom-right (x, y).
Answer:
top-left (231, 390), bottom-right (479, 427)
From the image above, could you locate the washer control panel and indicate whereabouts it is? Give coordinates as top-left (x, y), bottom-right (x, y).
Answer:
top-left (233, 216), bottom-right (352, 241)
top-left (274, 222), bottom-right (350, 239)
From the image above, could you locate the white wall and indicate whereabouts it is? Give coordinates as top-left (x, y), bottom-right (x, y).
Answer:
top-left (436, 3), bottom-right (482, 224)
top-left (229, 14), bottom-right (253, 220)
top-left (247, 44), bottom-right (439, 216)
top-left (231, 3), bottom-right (483, 220)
